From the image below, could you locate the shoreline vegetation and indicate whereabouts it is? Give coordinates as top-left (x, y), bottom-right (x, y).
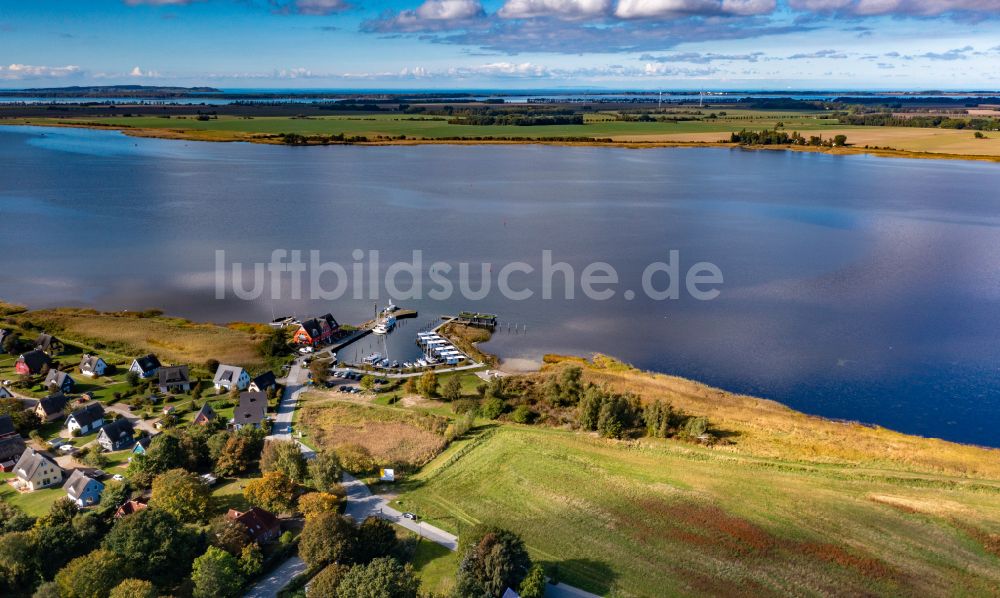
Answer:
top-left (4, 119), bottom-right (1000, 163)
top-left (4, 299), bottom-right (1000, 595)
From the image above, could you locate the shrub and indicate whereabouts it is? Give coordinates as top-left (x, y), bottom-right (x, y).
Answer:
top-left (480, 397), bottom-right (505, 420)
top-left (511, 405), bottom-right (536, 424)
top-left (336, 443), bottom-right (376, 473)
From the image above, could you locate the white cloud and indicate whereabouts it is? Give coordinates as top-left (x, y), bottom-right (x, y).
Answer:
top-left (614, 0), bottom-right (775, 18)
top-left (0, 64), bottom-right (80, 80)
top-left (416, 0), bottom-right (485, 19)
top-left (498, 0), bottom-right (612, 19)
top-left (129, 66), bottom-right (161, 77)
top-left (273, 0), bottom-right (351, 15)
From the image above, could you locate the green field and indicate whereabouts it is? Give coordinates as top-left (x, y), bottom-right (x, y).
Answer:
top-left (394, 426), bottom-right (1000, 597)
top-left (22, 112), bottom-right (850, 141)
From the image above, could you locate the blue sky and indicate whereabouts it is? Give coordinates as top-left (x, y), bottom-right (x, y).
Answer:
top-left (0, 0), bottom-right (998, 88)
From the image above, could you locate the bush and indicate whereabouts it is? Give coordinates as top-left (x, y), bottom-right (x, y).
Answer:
top-left (336, 444), bottom-right (376, 473)
top-left (511, 405), bottom-right (536, 424)
top-left (310, 563), bottom-right (349, 597)
top-left (480, 397), bottom-right (505, 420)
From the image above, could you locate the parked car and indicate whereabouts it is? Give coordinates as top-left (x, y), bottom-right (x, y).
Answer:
top-left (402, 512), bottom-right (418, 520)
top-left (298, 346), bottom-right (314, 354)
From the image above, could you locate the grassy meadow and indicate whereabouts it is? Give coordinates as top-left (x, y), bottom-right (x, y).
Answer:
top-left (3, 306), bottom-right (267, 369)
top-left (395, 425), bottom-right (1000, 598)
top-left (299, 398), bottom-right (450, 471)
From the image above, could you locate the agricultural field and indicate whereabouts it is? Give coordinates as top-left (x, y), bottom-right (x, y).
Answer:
top-left (394, 425), bottom-right (1000, 598)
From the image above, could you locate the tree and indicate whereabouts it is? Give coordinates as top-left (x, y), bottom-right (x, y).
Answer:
top-left (0, 530), bottom-right (38, 594)
top-left (520, 564), bottom-right (547, 598)
top-left (36, 497), bottom-right (79, 528)
top-left (442, 376), bottom-right (462, 402)
top-left (403, 377), bottom-right (417, 395)
top-left (1, 331), bottom-right (19, 354)
top-left (456, 526), bottom-right (532, 598)
top-left (0, 398), bottom-right (41, 435)
top-left (98, 480), bottom-right (130, 514)
top-left (205, 359), bottom-right (221, 374)
top-left (357, 517), bottom-right (398, 563)
top-left (309, 563), bottom-right (349, 597)
top-left (191, 546), bottom-right (243, 598)
top-left (833, 134), bottom-right (848, 146)
top-left (557, 366), bottom-right (583, 405)
top-left (308, 450), bottom-right (343, 492)
top-left (596, 393), bottom-right (641, 439)
top-left (418, 370), bottom-right (438, 398)
top-left (243, 470), bottom-right (298, 514)
top-left (360, 374), bottom-right (375, 392)
top-left (299, 511), bottom-right (358, 568)
top-left (102, 508), bottom-right (200, 586)
top-left (151, 468), bottom-right (211, 523)
top-left (215, 432), bottom-right (261, 476)
top-left (337, 557), bottom-right (419, 598)
top-left (309, 358), bottom-right (329, 382)
top-left (55, 549), bottom-right (125, 598)
top-left (577, 386), bottom-right (604, 431)
top-left (480, 396), bottom-right (505, 420)
top-left (238, 543), bottom-right (264, 578)
top-left (643, 400), bottom-right (674, 438)
top-left (209, 517), bottom-right (252, 556)
top-left (109, 579), bottom-right (156, 598)
top-left (260, 440), bottom-right (307, 483)
top-left (126, 370), bottom-right (140, 387)
top-left (258, 327), bottom-right (290, 358)
top-left (298, 491), bottom-right (343, 520)
top-left (0, 502), bottom-right (34, 533)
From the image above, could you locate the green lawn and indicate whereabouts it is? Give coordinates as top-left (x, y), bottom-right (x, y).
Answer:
top-left (0, 473), bottom-right (63, 517)
top-left (404, 532), bottom-right (458, 595)
top-left (396, 426), bottom-right (1000, 597)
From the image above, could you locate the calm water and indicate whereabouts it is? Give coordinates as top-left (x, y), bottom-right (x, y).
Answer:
top-left (2, 126), bottom-right (1000, 447)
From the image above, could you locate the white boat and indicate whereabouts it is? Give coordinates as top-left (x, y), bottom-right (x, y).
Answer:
top-left (372, 313), bottom-right (397, 335)
top-left (416, 359), bottom-right (428, 367)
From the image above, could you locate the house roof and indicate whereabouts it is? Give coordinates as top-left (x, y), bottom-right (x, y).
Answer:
top-left (99, 418), bottom-right (135, 444)
top-left (298, 318), bottom-right (322, 339)
top-left (0, 436), bottom-right (26, 463)
top-left (0, 415), bottom-right (15, 438)
top-left (251, 371), bottom-right (277, 390)
top-left (79, 354), bottom-right (104, 371)
top-left (37, 392), bottom-right (69, 416)
top-left (45, 369), bottom-right (73, 388)
top-left (0, 387), bottom-right (11, 399)
top-left (227, 507), bottom-right (280, 539)
top-left (63, 469), bottom-right (102, 498)
top-left (68, 403), bottom-right (105, 428)
top-left (35, 333), bottom-right (56, 351)
top-left (14, 447), bottom-right (60, 480)
top-left (194, 402), bottom-right (216, 422)
top-left (158, 365), bottom-right (190, 385)
top-left (19, 349), bottom-right (52, 373)
top-left (134, 435), bottom-right (152, 450)
top-left (234, 391), bottom-right (266, 425)
top-left (214, 365), bottom-right (244, 385)
top-left (132, 354), bottom-right (161, 373)
top-left (115, 498), bottom-right (148, 518)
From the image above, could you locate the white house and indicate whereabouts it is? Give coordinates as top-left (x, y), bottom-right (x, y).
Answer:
top-left (79, 354), bottom-right (108, 377)
top-left (13, 448), bottom-right (63, 492)
top-left (66, 403), bottom-right (105, 435)
top-left (214, 365), bottom-right (250, 392)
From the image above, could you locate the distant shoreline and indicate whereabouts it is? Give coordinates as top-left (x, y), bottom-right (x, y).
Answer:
top-left (4, 120), bottom-right (999, 164)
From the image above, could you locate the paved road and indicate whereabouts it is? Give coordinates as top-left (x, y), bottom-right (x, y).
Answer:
top-left (267, 359), bottom-right (315, 458)
top-left (242, 555), bottom-right (307, 598)
top-left (342, 472), bottom-right (459, 551)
